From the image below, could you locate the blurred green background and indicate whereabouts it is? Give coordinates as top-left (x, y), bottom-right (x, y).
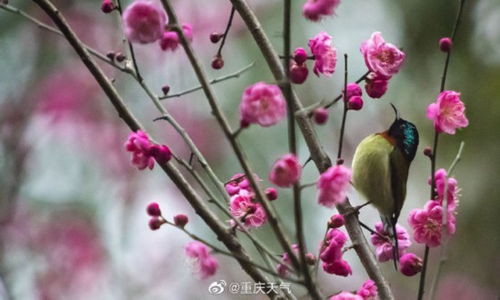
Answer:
top-left (0, 0), bottom-right (499, 299)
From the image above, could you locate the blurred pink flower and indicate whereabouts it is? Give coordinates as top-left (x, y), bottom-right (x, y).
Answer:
top-left (229, 190), bottom-right (267, 228)
top-left (276, 244), bottom-right (314, 277)
top-left (408, 200), bottom-right (456, 247)
top-left (185, 241), bottom-right (219, 279)
top-left (269, 154), bottom-right (302, 188)
top-left (426, 90), bottom-right (469, 134)
top-left (240, 82), bottom-right (287, 127)
top-left (303, 0), bottom-right (341, 22)
top-left (364, 72), bottom-right (389, 99)
top-left (159, 24), bottom-right (193, 51)
top-left (123, 0), bottom-right (166, 44)
top-left (357, 280), bottom-right (378, 300)
top-left (360, 32), bottom-right (405, 78)
top-left (317, 165), bottom-right (351, 208)
top-left (35, 214), bottom-right (104, 298)
top-left (309, 32), bottom-right (337, 76)
top-left (399, 253), bottom-right (423, 276)
top-left (329, 292), bottom-right (363, 300)
top-left (370, 222), bottom-right (411, 262)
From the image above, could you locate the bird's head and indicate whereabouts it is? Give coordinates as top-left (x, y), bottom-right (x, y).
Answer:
top-left (387, 104), bottom-right (419, 161)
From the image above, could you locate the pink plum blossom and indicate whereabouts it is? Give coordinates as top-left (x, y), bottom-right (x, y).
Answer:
top-left (370, 222), bottom-right (411, 262)
top-left (159, 24), bottom-right (193, 51)
top-left (185, 241), bottom-right (219, 279)
top-left (320, 229), bottom-right (352, 276)
top-left (408, 200), bottom-right (456, 247)
top-left (317, 165), bottom-right (351, 208)
top-left (429, 168), bottom-right (460, 209)
top-left (229, 190), bottom-right (267, 228)
top-left (399, 253), bottom-right (423, 276)
top-left (122, 0), bottom-right (166, 44)
top-left (309, 32), bottom-right (337, 76)
top-left (269, 154), bottom-right (302, 187)
top-left (303, 0), bottom-right (341, 22)
top-left (124, 130), bottom-right (155, 170)
top-left (426, 90), bottom-right (469, 134)
top-left (240, 82), bottom-right (287, 127)
top-left (313, 108), bottom-right (329, 124)
top-left (360, 32), bottom-right (405, 78)
top-left (357, 280), bottom-right (378, 300)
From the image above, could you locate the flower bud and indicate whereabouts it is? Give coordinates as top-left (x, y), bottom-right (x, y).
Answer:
top-left (439, 37), bottom-right (453, 53)
top-left (265, 187), bottom-right (278, 201)
top-left (161, 85), bottom-right (170, 95)
top-left (348, 96), bottom-right (364, 110)
top-left (345, 83), bottom-right (362, 99)
top-left (146, 202), bottom-right (162, 216)
top-left (290, 62), bottom-right (309, 84)
top-left (211, 56), bottom-right (224, 70)
top-left (148, 216), bottom-right (164, 230)
top-left (423, 146), bottom-right (433, 157)
top-left (173, 214), bottom-right (189, 228)
top-left (106, 51), bottom-right (116, 60)
top-left (399, 253), bottom-right (423, 276)
top-left (313, 107), bottom-right (329, 125)
top-left (329, 214), bottom-right (345, 228)
top-left (149, 144), bottom-right (172, 164)
top-left (116, 52), bottom-right (126, 62)
top-left (293, 47), bottom-right (308, 65)
top-left (210, 32), bottom-right (223, 43)
top-left (101, 0), bottom-right (115, 14)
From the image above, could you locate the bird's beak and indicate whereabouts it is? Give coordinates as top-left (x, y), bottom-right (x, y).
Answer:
top-left (390, 103), bottom-right (400, 120)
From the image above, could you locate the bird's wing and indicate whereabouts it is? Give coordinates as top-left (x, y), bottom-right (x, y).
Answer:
top-left (389, 148), bottom-right (409, 222)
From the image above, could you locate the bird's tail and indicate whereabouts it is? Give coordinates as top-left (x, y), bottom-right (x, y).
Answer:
top-left (382, 216), bottom-right (399, 270)
top-left (391, 216), bottom-right (399, 270)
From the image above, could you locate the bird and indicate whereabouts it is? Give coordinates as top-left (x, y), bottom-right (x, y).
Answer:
top-left (351, 104), bottom-right (419, 267)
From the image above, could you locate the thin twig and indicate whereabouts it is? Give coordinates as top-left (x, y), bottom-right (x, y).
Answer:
top-left (159, 62), bottom-right (255, 99)
top-left (428, 142), bottom-right (465, 300)
top-left (282, 0), bottom-right (318, 298)
top-left (0, 3), bottom-right (128, 73)
top-left (116, 0), bottom-right (143, 81)
top-left (337, 54), bottom-right (349, 161)
top-left (216, 6), bottom-right (236, 57)
top-left (418, 1), bottom-right (466, 299)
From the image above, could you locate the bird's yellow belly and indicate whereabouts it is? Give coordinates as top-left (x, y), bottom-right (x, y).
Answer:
top-left (351, 135), bottom-right (394, 216)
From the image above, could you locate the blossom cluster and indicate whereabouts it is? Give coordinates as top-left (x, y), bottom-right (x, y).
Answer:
top-left (124, 130), bottom-right (172, 170)
top-left (225, 173), bottom-right (268, 229)
top-left (360, 32), bottom-right (405, 98)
